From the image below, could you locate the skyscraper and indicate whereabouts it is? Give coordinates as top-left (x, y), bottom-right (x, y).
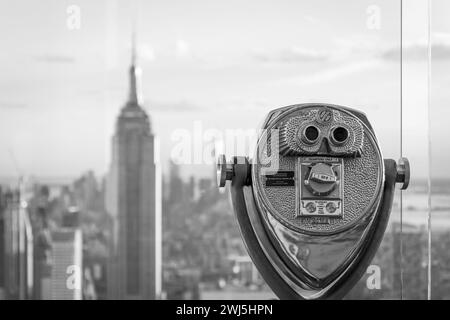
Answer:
top-left (50, 229), bottom-right (83, 300)
top-left (0, 187), bottom-right (6, 299)
top-left (106, 35), bottom-right (162, 300)
top-left (1, 189), bottom-right (34, 300)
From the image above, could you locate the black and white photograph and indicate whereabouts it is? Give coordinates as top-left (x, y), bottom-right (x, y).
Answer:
top-left (0, 0), bottom-right (449, 307)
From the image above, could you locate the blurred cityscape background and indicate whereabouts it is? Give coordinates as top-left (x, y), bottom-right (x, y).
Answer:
top-left (2, 156), bottom-right (450, 299)
top-left (1, 0), bottom-right (450, 300)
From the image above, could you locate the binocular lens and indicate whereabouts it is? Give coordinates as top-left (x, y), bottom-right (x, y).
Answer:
top-left (331, 126), bottom-right (349, 144)
top-left (303, 125), bottom-right (320, 143)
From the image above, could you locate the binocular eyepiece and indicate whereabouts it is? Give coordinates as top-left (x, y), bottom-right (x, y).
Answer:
top-left (217, 103), bottom-right (409, 300)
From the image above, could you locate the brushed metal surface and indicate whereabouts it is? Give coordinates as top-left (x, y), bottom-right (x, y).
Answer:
top-left (253, 105), bottom-right (383, 235)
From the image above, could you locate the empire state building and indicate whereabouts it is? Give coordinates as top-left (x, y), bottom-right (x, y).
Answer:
top-left (106, 38), bottom-right (161, 300)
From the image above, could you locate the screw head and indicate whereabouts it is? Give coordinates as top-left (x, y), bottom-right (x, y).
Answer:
top-left (217, 154), bottom-right (227, 187)
top-left (396, 157), bottom-right (410, 190)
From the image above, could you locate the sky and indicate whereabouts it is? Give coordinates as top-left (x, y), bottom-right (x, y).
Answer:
top-left (0, 0), bottom-right (449, 181)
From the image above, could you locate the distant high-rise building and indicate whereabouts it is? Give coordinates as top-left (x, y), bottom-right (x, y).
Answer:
top-left (1, 190), bottom-right (34, 300)
top-left (62, 207), bottom-right (81, 229)
top-left (72, 171), bottom-right (105, 213)
top-left (31, 185), bottom-right (53, 300)
top-left (32, 207), bottom-right (52, 300)
top-left (168, 160), bottom-right (185, 204)
top-left (50, 229), bottom-right (83, 300)
top-left (0, 187), bottom-right (6, 299)
top-left (106, 34), bottom-right (162, 300)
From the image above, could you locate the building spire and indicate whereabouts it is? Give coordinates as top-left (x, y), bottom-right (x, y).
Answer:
top-left (131, 28), bottom-right (137, 66)
top-left (128, 28), bottom-right (142, 105)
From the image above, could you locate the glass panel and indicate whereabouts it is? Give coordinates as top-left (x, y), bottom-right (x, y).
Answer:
top-left (397, 0), bottom-right (430, 300)
top-left (334, 0), bottom-right (402, 299)
top-left (429, 0), bottom-right (450, 300)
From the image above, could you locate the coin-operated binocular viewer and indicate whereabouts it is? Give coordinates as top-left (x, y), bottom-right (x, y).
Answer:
top-left (217, 104), bottom-right (409, 300)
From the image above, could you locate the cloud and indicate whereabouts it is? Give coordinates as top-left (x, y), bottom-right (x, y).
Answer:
top-left (382, 33), bottom-right (450, 61)
top-left (175, 40), bottom-right (191, 58)
top-left (140, 40), bottom-right (205, 63)
top-left (273, 59), bottom-right (382, 87)
top-left (148, 100), bottom-right (201, 112)
top-left (138, 43), bottom-right (156, 61)
top-left (212, 97), bottom-right (269, 113)
top-left (430, 42), bottom-right (450, 60)
top-left (254, 46), bottom-right (329, 64)
top-left (34, 54), bottom-right (76, 64)
top-left (303, 15), bottom-right (320, 24)
top-left (0, 101), bottom-right (27, 109)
